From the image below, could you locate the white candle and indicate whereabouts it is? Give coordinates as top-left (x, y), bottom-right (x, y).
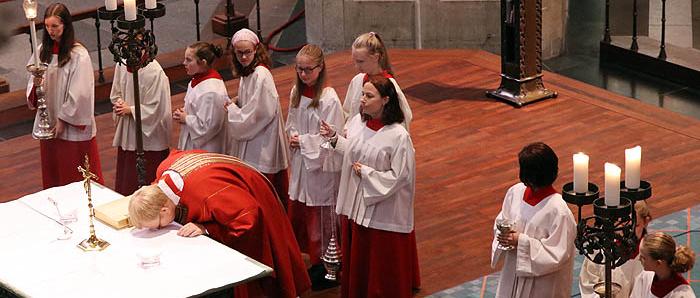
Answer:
top-left (625, 145), bottom-right (641, 189)
top-left (604, 163), bottom-right (621, 206)
top-left (124, 0), bottom-right (137, 21)
top-left (105, 0), bottom-right (117, 11)
top-left (146, 0), bottom-right (157, 9)
top-left (573, 153), bottom-right (589, 193)
top-left (29, 20), bottom-right (40, 67)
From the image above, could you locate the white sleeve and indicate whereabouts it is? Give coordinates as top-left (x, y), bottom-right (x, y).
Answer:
top-left (390, 78), bottom-right (413, 131)
top-left (491, 187), bottom-right (515, 268)
top-left (342, 74), bottom-right (363, 120)
top-left (184, 91), bottom-right (227, 147)
top-left (227, 74), bottom-right (278, 140)
top-left (137, 66), bottom-right (171, 138)
top-left (360, 132), bottom-right (415, 205)
top-left (578, 257), bottom-right (604, 298)
top-left (515, 208), bottom-right (576, 277)
top-left (299, 90), bottom-right (344, 171)
top-left (58, 48), bottom-right (95, 126)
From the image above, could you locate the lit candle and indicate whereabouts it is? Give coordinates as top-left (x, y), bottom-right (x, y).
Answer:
top-left (124, 0), bottom-right (137, 21)
top-left (23, 0), bottom-right (39, 67)
top-left (146, 0), bottom-right (157, 9)
top-left (573, 153), bottom-right (589, 193)
top-left (105, 0), bottom-right (117, 11)
top-left (604, 163), bottom-right (621, 206)
top-left (625, 145), bottom-right (641, 189)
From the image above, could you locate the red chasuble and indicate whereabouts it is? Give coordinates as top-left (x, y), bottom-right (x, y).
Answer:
top-left (155, 150), bottom-right (310, 298)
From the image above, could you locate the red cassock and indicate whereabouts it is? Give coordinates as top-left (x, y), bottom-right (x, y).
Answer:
top-left (155, 150), bottom-right (311, 298)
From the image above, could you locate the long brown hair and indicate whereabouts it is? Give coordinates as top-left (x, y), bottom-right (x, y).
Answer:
top-left (40, 3), bottom-right (78, 67)
top-left (291, 44), bottom-right (326, 109)
top-left (352, 32), bottom-right (393, 76)
top-left (232, 42), bottom-right (272, 77)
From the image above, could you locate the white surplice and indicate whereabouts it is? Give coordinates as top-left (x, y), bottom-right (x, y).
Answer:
top-left (342, 73), bottom-right (413, 131)
top-left (177, 78), bottom-right (228, 154)
top-left (491, 183), bottom-right (576, 298)
top-left (227, 65), bottom-right (288, 174)
top-left (110, 60), bottom-right (172, 151)
top-left (329, 114), bottom-right (415, 233)
top-left (26, 44), bottom-right (96, 141)
top-left (579, 253), bottom-right (644, 298)
top-left (285, 86), bottom-right (344, 206)
top-left (631, 271), bottom-right (697, 298)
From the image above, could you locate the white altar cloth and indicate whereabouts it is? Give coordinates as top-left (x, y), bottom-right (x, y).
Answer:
top-left (0, 181), bottom-right (272, 298)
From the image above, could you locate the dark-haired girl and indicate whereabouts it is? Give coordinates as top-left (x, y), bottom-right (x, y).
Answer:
top-left (26, 3), bottom-right (104, 188)
top-left (174, 42), bottom-right (228, 153)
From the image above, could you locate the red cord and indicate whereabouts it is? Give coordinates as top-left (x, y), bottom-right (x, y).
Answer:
top-left (264, 9), bottom-right (307, 52)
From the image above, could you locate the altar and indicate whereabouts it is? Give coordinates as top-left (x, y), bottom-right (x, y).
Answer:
top-left (0, 181), bottom-right (272, 298)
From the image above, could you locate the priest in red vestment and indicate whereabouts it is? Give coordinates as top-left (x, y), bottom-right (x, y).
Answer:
top-left (128, 150), bottom-right (311, 298)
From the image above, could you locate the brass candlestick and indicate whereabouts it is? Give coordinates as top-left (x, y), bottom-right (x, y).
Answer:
top-left (77, 155), bottom-right (110, 251)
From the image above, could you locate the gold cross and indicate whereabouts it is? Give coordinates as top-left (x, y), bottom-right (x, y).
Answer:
top-left (77, 154), bottom-right (97, 189)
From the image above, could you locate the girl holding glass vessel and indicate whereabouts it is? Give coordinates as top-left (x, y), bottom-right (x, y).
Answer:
top-left (491, 142), bottom-right (576, 298)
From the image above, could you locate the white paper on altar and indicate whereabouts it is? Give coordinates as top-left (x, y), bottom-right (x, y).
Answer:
top-left (0, 181), bottom-right (271, 298)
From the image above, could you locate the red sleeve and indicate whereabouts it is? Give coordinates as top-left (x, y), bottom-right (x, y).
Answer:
top-left (203, 185), bottom-right (259, 245)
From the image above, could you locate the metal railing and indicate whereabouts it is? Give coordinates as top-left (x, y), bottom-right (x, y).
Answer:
top-left (603, 0), bottom-right (668, 60)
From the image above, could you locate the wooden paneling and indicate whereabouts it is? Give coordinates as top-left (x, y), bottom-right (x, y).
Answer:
top-left (3, 49), bottom-right (700, 297)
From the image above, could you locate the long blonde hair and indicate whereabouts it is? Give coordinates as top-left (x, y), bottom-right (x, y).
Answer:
top-left (352, 32), bottom-right (393, 76)
top-left (128, 185), bottom-right (168, 228)
top-left (291, 44), bottom-right (326, 109)
top-left (642, 232), bottom-right (696, 273)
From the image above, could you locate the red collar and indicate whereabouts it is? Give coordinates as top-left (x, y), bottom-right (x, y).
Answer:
top-left (257, 63), bottom-right (270, 70)
top-left (191, 68), bottom-right (222, 88)
top-left (363, 70), bottom-right (393, 83)
top-left (651, 273), bottom-right (689, 297)
top-left (301, 84), bottom-right (315, 98)
top-left (366, 119), bottom-right (384, 131)
top-left (51, 42), bottom-right (59, 55)
top-left (523, 185), bottom-right (557, 206)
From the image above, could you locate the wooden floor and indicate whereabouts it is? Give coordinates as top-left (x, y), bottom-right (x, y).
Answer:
top-left (3, 49), bottom-right (700, 296)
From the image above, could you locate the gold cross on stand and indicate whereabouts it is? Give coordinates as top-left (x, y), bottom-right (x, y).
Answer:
top-left (77, 154), bottom-right (110, 251)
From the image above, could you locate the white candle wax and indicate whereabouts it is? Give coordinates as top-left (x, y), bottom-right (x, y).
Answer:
top-left (604, 163), bottom-right (621, 206)
top-left (625, 146), bottom-right (641, 189)
top-left (573, 153), bottom-right (589, 193)
top-left (146, 0), bottom-right (157, 9)
top-left (29, 20), bottom-right (40, 67)
top-left (105, 0), bottom-right (117, 11)
top-left (124, 0), bottom-right (137, 21)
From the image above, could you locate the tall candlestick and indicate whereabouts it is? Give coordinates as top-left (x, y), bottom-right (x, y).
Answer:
top-left (105, 0), bottom-right (117, 11)
top-left (23, 0), bottom-right (39, 67)
top-left (124, 0), bottom-right (137, 20)
top-left (604, 163), bottom-right (621, 206)
top-left (573, 153), bottom-right (589, 193)
top-left (29, 21), bottom-right (39, 67)
top-left (145, 0), bottom-right (157, 9)
top-left (625, 146), bottom-right (641, 189)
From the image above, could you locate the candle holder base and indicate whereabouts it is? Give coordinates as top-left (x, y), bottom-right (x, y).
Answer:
top-left (594, 281), bottom-right (621, 298)
top-left (562, 182), bottom-right (599, 206)
top-left (78, 235), bottom-right (110, 252)
top-left (620, 180), bottom-right (652, 202)
top-left (98, 6), bottom-right (123, 20)
top-left (593, 197), bottom-right (633, 219)
top-left (138, 3), bottom-right (166, 19)
top-left (117, 15), bottom-right (146, 30)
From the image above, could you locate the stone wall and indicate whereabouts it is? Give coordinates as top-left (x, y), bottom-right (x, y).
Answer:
top-left (305, 0), bottom-right (568, 59)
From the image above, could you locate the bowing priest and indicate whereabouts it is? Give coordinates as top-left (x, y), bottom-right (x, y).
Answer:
top-left (128, 150), bottom-right (311, 298)
top-left (111, 58), bottom-right (172, 196)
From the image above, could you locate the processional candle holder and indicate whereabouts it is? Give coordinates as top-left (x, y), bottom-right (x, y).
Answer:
top-left (77, 155), bottom-right (110, 251)
top-left (108, 6), bottom-right (162, 187)
top-left (562, 180), bottom-right (652, 298)
top-left (23, 0), bottom-right (55, 140)
top-left (321, 210), bottom-right (341, 281)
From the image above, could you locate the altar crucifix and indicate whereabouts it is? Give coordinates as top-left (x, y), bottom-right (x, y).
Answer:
top-left (487, 0), bottom-right (557, 107)
top-left (77, 154), bottom-right (110, 251)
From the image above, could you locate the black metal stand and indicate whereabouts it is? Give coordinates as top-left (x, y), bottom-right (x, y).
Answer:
top-left (96, 7), bottom-right (124, 83)
top-left (109, 13), bottom-right (160, 187)
top-left (138, 3), bottom-right (166, 33)
top-left (562, 180), bottom-right (652, 298)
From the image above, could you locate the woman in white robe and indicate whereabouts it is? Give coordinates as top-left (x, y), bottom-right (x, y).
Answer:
top-left (320, 75), bottom-right (419, 297)
top-left (578, 200), bottom-right (652, 298)
top-left (111, 59), bottom-right (172, 195)
top-left (26, 3), bottom-right (103, 188)
top-left (344, 32), bottom-right (412, 130)
top-left (630, 232), bottom-right (696, 298)
top-left (491, 142), bottom-right (576, 298)
top-left (174, 42), bottom-right (228, 154)
top-left (226, 28), bottom-right (289, 202)
top-left (285, 44), bottom-right (344, 288)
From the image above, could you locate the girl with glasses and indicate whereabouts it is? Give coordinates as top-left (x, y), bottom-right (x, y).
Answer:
top-left (285, 44), bottom-right (344, 290)
top-left (226, 28), bottom-right (289, 204)
top-left (26, 2), bottom-right (104, 189)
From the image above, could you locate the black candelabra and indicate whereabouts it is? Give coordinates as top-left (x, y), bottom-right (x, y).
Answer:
top-left (107, 4), bottom-right (165, 187)
top-left (562, 180), bottom-right (652, 298)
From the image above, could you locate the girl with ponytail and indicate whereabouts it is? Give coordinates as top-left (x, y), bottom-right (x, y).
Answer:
top-left (631, 232), bottom-right (696, 297)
